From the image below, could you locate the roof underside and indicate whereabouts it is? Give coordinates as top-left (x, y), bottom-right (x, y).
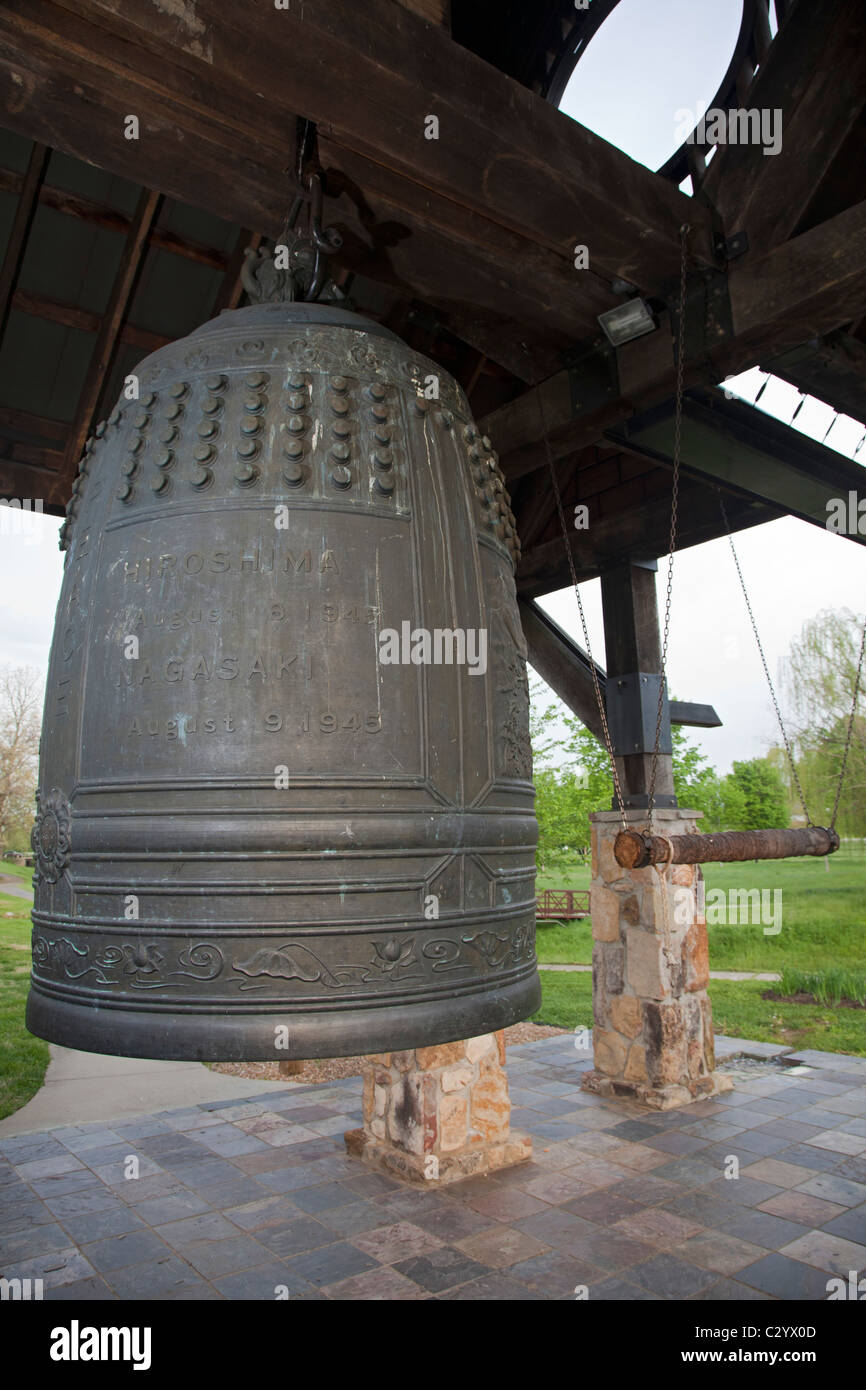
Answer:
top-left (0, 0), bottom-right (863, 600)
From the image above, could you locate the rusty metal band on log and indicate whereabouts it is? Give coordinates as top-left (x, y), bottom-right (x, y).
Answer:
top-left (614, 826), bottom-right (840, 869)
top-left (25, 292), bottom-right (540, 1062)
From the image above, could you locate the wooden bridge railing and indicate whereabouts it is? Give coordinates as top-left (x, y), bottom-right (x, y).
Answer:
top-left (536, 889), bottom-right (590, 920)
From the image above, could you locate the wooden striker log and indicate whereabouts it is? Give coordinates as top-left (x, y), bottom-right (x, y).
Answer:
top-left (614, 826), bottom-right (840, 869)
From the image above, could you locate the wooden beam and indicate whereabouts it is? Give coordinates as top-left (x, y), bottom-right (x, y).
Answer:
top-left (519, 598), bottom-right (606, 742)
top-left (0, 436), bottom-right (64, 471)
top-left (607, 387), bottom-right (866, 543)
top-left (705, 0), bottom-right (866, 248)
top-left (0, 0), bottom-right (713, 339)
top-left (0, 167), bottom-right (229, 268)
top-left (767, 331), bottom-right (866, 425)
top-left (393, 0), bottom-right (450, 26)
top-left (485, 200), bottom-right (866, 482)
top-left (0, 140), bottom-right (49, 345)
top-left (0, 405), bottom-right (67, 443)
top-left (729, 199), bottom-right (866, 354)
top-left (11, 288), bottom-right (171, 353)
top-left (317, 140), bottom-right (615, 345)
top-left (0, 452), bottom-right (66, 510)
top-left (516, 483), bottom-right (780, 599)
top-left (61, 187), bottom-right (160, 479)
top-left (430, 309), bottom-right (567, 384)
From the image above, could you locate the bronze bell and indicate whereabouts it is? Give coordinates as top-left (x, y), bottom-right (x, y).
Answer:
top-left (26, 300), bottom-right (539, 1060)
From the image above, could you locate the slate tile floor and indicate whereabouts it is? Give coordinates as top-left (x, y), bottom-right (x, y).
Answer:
top-left (2, 1038), bottom-right (865, 1300)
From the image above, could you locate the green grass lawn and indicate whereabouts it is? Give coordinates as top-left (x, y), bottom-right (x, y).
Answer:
top-left (533, 852), bottom-right (866, 1055)
top-left (532, 971), bottom-right (866, 1055)
top-left (0, 889), bottom-right (47, 1121)
top-left (536, 860), bottom-right (591, 894)
top-left (0, 860), bottom-right (34, 885)
top-left (536, 855), bottom-right (865, 971)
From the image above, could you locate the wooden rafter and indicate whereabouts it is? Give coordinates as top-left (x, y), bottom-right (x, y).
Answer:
top-left (11, 288), bottom-right (171, 353)
top-left (0, 167), bottom-right (228, 269)
top-left (61, 186), bottom-right (160, 480)
top-left (0, 140), bottom-right (49, 344)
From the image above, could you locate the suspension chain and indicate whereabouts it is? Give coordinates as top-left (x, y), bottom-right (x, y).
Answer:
top-left (718, 493), bottom-right (814, 825)
top-left (646, 223), bottom-right (690, 836)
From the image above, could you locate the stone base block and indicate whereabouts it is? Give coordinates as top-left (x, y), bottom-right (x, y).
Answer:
top-left (345, 1031), bottom-right (531, 1185)
top-left (581, 1066), bottom-right (733, 1111)
top-left (344, 1126), bottom-right (532, 1186)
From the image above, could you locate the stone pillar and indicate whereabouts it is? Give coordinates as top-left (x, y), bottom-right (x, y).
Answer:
top-left (345, 1031), bottom-right (531, 1185)
top-left (583, 808), bottom-right (732, 1110)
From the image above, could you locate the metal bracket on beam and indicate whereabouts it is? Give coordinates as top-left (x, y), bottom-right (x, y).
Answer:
top-left (562, 337), bottom-right (619, 418)
top-left (667, 263), bottom-right (734, 369)
top-left (606, 672), bottom-right (672, 757)
top-left (669, 700), bottom-right (722, 728)
top-left (713, 229), bottom-right (749, 262)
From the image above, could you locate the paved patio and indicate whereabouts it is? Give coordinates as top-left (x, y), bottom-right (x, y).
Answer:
top-left (1, 1036), bottom-right (865, 1301)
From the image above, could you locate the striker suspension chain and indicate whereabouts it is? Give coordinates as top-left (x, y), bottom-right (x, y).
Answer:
top-left (646, 223), bottom-right (690, 837)
top-left (718, 492), bottom-right (814, 825)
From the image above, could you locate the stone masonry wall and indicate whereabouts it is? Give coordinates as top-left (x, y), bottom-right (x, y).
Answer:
top-left (583, 808), bottom-right (731, 1110)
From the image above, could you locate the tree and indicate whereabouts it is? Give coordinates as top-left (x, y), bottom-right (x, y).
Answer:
top-left (725, 757), bottom-right (789, 830)
top-left (780, 608), bottom-right (866, 834)
top-left (0, 666), bottom-right (43, 851)
top-left (530, 683), bottom-right (610, 860)
top-left (671, 724), bottom-right (732, 831)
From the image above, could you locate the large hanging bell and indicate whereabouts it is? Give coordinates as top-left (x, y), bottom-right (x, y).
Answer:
top-left (26, 301), bottom-right (539, 1060)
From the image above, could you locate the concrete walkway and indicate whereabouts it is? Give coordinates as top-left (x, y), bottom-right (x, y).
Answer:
top-left (0, 1046), bottom-right (287, 1139)
top-left (541, 963), bottom-right (782, 982)
top-left (0, 875), bottom-right (35, 901)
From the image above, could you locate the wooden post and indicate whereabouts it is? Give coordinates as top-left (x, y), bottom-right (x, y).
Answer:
top-left (600, 559), bottom-right (675, 810)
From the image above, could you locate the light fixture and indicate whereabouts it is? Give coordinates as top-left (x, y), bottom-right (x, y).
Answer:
top-left (597, 297), bottom-right (656, 347)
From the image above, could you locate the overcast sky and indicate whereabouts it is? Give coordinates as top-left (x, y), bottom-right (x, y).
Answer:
top-left (1, 0), bottom-right (863, 779)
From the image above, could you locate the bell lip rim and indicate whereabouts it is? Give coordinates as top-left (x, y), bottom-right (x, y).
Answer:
top-left (25, 973), bottom-right (542, 1063)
